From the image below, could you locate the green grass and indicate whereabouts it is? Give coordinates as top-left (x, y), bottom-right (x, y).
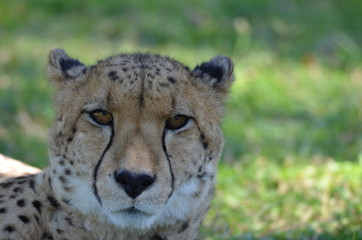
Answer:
top-left (202, 159), bottom-right (362, 239)
top-left (1, 0), bottom-right (362, 239)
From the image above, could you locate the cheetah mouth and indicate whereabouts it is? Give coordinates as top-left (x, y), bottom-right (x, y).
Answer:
top-left (106, 205), bottom-right (159, 229)
top-left (125, 207), bottom-right (140, 214)
top-left (115, 206), bottom-right (153, 217)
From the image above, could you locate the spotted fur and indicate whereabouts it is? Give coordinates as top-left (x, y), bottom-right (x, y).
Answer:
top-left (0, 49), bottom-right (234, 240)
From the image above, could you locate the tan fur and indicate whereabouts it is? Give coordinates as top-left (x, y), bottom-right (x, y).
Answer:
top-left (0, 50), bottom-right (233, 240)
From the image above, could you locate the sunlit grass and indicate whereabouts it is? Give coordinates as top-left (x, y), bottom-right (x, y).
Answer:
top-left (202, 158), bottom-right (362, 239)
top-left (224, 55), bottom-right (362, 162)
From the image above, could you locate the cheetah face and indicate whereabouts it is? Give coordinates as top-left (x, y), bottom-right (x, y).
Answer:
top-left (47, 49), bottom-right (233, 230)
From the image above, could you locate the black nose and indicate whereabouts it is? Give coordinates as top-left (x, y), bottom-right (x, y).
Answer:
top-left (114, 170), bottom-right (156, 199)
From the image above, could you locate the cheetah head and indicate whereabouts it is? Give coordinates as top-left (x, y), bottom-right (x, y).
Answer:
top-left (47, 49), bottom-right (233, 231)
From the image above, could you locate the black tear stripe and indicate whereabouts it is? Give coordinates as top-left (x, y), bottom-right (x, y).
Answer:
top-left (92, 123), bottom-right (115, 206)
top-left (162, 129), bottom-right (175, 201)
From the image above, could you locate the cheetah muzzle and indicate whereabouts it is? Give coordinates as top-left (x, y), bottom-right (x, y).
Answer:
top-left (0, 49), bottom-right (234, 240)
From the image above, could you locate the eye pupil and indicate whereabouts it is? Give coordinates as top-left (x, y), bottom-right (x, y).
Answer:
top-left (90, 110), bottom-right (113, 125)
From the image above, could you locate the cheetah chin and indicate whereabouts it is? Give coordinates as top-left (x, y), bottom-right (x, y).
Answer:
top-left (0, 49), bottom-right (234, 240)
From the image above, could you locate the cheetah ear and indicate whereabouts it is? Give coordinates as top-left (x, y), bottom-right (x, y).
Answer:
top-left (192, 55), bottom-right (234, 94)
top-left (48, 48), bottom-right (87, 81)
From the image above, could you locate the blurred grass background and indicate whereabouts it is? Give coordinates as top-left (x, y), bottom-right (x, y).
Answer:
top-left (1, 0), bottom-right (362, 239)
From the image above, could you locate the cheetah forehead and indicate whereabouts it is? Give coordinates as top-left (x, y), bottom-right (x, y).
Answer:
top-left (84, 54), bottom-right (193, 113)
top-left (96, 53), bottom-right (189, 84)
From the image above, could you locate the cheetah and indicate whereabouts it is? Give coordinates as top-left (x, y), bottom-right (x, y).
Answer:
top-left (0, 49), bottom-right (234, 240)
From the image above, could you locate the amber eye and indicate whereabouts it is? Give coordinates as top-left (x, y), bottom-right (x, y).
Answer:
top-left (165, 115), bottom-right (190, 130)
top-left (89, 110), bottom-right (113, 125)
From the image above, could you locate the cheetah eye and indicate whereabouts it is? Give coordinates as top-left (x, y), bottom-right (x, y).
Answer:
top-left (89, 110), bottom-right (113, 125)
top-left (165, 115), bottom-right (190, 130)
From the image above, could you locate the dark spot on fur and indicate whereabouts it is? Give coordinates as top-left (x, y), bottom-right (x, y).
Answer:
top-left (186, 173), bottom-right (193, 180)
top-left (32, 200), bottom-right (42, 213)
top-left (59, 176), bottom-right (67, 184)
top-left (59, 160), bottom-right (65, 166)
top-left (18, 215), bottom-right (30, 224)
top-left (17, 199), bottom-right (26, 207)
top-left (41, 232), bottom-right (54, 240)
top-left (72, 127), bottom-right (77, 134)
top-left (13, 187), bottom-right (23, 193)
top-left (108, 71), bottom-right (119, 81)
top-left (159, 82), bottom-right (169, 88)
top-left (29, 179), bottom-right (36, 192)
top-left (167, 76), bottom-right (176, 84)
top-left (65, 169), bottom-right (71, 175)
top-left (65, 216), bottom-right (73, 226)
top-left (16, 180), bottom-right (26, 184)
top-left (122, 67), bottom-right (128, 72)
top-left (9, 194), bottom-right (17, 199)
top-left (3, 225), bottom-right (15, 233)
top-left (193, 190), bottom-right (201, 198)
top-left (1, 181), bottom-right (14, 188)
top-left (61, 198), bottom-right (71, 206)
top-left (66, 137), bottom-right (73, 142)
top-left (56, 229), bottom-right (64, 234)
top-left (47, 196), bottom-right (61, 209)
top-left (203, 142), bottom-right (208, 150)
top-left (178, 221), bottom-right (189, 233)
top-left (198, 172), bottom-right (207, 179)
top-left (151, 234), bottom-right (167, 240)
top-left (200, 133), bottom-right (205, 140)
top-left (0, 208), bottom-right (7, 214)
